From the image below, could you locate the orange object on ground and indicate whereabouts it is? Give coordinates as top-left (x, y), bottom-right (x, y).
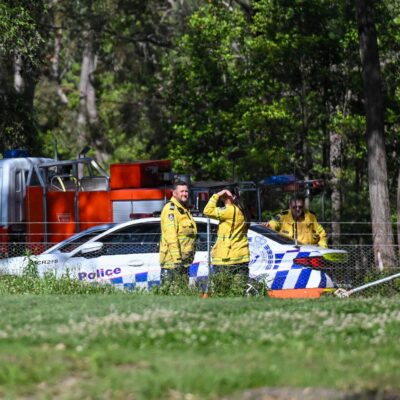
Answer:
top-left (268, 288), bottom-right (333, 299)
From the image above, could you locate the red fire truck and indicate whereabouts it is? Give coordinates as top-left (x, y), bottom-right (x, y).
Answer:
top-left (0, 150), bottom-right (324, 256)
top-left (0, 152), bottom-right (175, 254)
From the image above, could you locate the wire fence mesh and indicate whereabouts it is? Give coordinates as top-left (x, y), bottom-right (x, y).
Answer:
top-left (1, 221), bottom-right (400, 296)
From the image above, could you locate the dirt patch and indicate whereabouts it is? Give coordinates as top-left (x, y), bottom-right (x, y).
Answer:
top-left (225, 387), bottom-right (400, 400)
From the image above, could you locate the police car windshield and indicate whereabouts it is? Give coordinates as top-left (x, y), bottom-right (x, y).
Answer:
top-left (46, 224), bottom-right (116, 253)
top-left (250, 224), bottom-right (296, 245)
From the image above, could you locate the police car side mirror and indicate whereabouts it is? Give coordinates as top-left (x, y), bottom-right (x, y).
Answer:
top-left (80, 241), bottom-right (104, 254)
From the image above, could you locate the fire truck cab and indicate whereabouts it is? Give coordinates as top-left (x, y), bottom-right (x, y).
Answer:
top-left (0, 156), bottom-right (53, 245)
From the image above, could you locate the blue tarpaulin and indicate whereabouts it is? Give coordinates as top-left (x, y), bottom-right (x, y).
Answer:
top-left (259, 174), bottom-right (298, 186)
top-left (3, 149), bottom-right (30, 158)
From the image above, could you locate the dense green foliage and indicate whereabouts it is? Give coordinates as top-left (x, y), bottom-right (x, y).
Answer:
top-left (0, 294), bottom-right (399, 398)
top-left (1, 0), bottom-right (400, 238)
top-left (0, 1), bottom-right (45, 152)
top-left (166, 1), bottom-right (358, 180)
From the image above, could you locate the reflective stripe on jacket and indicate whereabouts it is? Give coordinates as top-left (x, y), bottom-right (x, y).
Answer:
top-left (203, 193), bottom-right (249, 266)
top-left (269, 210), bottom-right (327, 247)
top-left (159, 196), bottom-right (197, 269)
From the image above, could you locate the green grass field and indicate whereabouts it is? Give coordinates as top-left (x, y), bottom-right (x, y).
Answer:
top-left (1, 292), bottom-right (400, 399)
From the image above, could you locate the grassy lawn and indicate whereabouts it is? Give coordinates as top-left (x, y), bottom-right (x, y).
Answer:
top-left (0, 293), bottom-right (399, 399)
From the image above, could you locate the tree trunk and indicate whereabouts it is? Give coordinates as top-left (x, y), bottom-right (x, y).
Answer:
top-left (12, 53), bottom-right (38, 151)
top-left (330, 128), bottom-right (341, 246)
top-left (14, 53), bottom-right (24, 93)
top-left (397, 167), bottom-right (400, 251)
top-left (50, 0), bottom-right (68, 105)
top-left (355, 0), bottom-right (395, 269)
top-left (77, 29), bottom-right (109, 165)
top-left (77, 30), bottom-right (98, 147)
top-left (328, 87), bottom-right (352, 247)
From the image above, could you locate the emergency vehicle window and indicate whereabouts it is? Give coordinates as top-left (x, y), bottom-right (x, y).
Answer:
top-left (250, 224), bottom-right (296, 245)
top-left (239, 190), bottom-right (258, 221)
top-left (28, 169), bottom-right (41, 186)
top-left (57, 232), bottom-right (105, 253)
top-left (196, 222), bottom-right (217, 251)
top-left (95, 223), bottom-right (160, 255)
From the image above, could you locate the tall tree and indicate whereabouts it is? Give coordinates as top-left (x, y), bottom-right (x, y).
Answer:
top-left (355, 0), bottom-right (395, 268)
top-left (329, 124), bottom-right (342, 246)
top-left (0, 1), bottom-right (45, 154)
top-left (77, 27), bottom-right (104, 161)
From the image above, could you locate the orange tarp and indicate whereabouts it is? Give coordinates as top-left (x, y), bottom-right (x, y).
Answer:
top-left (268, 288), bottom-right (334, 298)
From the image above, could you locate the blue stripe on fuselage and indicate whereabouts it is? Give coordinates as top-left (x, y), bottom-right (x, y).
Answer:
top-left (295, 268), bottom-right (312, 288)
top-left (271, 270), bottom-right (289, 289)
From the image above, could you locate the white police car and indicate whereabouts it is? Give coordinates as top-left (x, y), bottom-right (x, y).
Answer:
top-left (0, 217), bottom-right (347, 297)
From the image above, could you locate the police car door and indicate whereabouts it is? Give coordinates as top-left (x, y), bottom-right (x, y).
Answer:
top-left (65, 222), bottom-right (161, 288)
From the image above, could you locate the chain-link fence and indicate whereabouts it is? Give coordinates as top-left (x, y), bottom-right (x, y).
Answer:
top-left (324, 221), bottom-right (400, 295)
top-left (1, 221), bottom-right (400, 296)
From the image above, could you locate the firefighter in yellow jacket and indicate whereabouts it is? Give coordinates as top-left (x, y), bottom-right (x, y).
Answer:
top-left (159, 180), bottom-right (197, 283)
top-left (203, 189), bottom-right (250, 287)
top-left (265, 195), bottom-right (328, 248)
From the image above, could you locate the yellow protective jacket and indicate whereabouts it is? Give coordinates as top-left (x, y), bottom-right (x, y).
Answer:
top-left (203, 193), bottom-right (250, 266)
top-left (269, 209), bottom-right (328, 247)
top-left (159, 196), bottom-right (197, 269)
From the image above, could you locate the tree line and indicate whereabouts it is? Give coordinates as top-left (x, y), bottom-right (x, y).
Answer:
top-left (1, 0), bottom-right (400, 268)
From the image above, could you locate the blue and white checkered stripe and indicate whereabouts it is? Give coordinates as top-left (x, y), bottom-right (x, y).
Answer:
top-left (257, 268), bottom-right (334, 290)
top-left (189, 261), bottom-right (334, 290)
top-left (100, 248), bottom-right (334, 290)
top-left (109, 269), bottom-right (161, 290)
top-left (105, 264), bottom-right (209, 290)
top-left (272, 249), bottom-right (301, 269)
